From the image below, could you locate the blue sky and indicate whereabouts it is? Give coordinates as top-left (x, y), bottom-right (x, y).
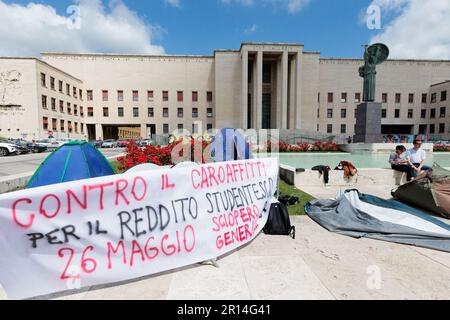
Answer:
top-left (0, 0), bottom-right (449, 59)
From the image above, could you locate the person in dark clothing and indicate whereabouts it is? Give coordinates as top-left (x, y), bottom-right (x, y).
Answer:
top-left (312, 165), bottom-right (331, 184)
top-left (389, 145), bottom-right (414, 182)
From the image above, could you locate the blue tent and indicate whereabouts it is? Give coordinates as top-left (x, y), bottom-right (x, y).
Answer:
top-left (27, 141), bottom-right (115, 188)
top-left (211, 128), bottom-right (253, 162)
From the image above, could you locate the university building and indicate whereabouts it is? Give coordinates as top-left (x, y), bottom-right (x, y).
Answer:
top-left (1, 42), bottom-right (450, 141)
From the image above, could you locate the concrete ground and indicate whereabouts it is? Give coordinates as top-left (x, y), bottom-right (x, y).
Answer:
top-left (0, 148), bottom-right (124, 177)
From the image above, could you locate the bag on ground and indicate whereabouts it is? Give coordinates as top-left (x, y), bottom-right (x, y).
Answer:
top-left (263, 202), bottom-right (296, 239)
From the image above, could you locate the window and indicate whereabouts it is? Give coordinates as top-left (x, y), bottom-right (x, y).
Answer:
top-left (442, 91), bottom-right (447, 102)
top-left (440, 107), bottom-right (446, 118)
top-left (354, 93), bottom-right (361, 103)
top-left (81, 123), bottom-right (84, 134)
top-left (192, 123), bottom-right (199, 133)
top-left (68, 121), bottom-right (73, 133)
top-left (67, 102), bottom-right (71, 115)
top-left (60, 120), bottom-right (65, 132)
top-left (419, 124), bottom-right (427, 134)
top-left (430, 108), bottom-right (436, 118)
top-left (394, 109), bottom-right (400, 118)
top-left (382, 93), bottom-right (388, 103)
top-left (74, 105), bottom-right (78, 116)
top-left (163, 108), bottom-right (169, 117)
top-left (327, 109), bottom-right (333, 118)
top-left (51, 98), bottom-right (56, 111)
top-left (408, 93), bottom-right (414, 104)
top-left (317, 108), bottom-right (320, 118)
top-left (207, 91), bottom-right (213, 102)
top-left (341, 93), bottom-right (347, 103)
top-left (327, 93), bottom-right (333, 103)
top-left (50, 77), bottom-right (55, 90)
top-left (395, 93), bottom-right (401, 104)
top-left (382, 109), bottom-right (387, 118)
top-left (117, 90), bottom-right (124, 102)
top-left (79, 89), bottom-right (83, 100)
top-left (52, 118), bottom-right (57, 131)
top-left (177, 91), bottom-right (183, 102)
top-left (207, 108), bottom-right (213, 118)
top-left (43, 117), bottom-right (48, 130)
top-left (429, 124), bottom-right (435, 134)
top-left (118, 107), bottom-right (124, 117)
top-left (59, 100), bottom-right (64, 113)
top-left (41, 73), bottom-right (46, 87)
top-left (75, 122), bottom-right (78, 133)
top-left (73, 87), bottom-right (77, 98)
top-left (421, 109), bottom-right (426, 118)
top-left (163, 124), bottom-right (169, 134)
top-left (207, 124), bottom-right (213, 131)
top-left (192, 108), bottom-right (199, 118)
top-left (408, 109), bottom-right (413, 119)
top-left (88, 107), bottom-right (94, 117)
top-left (133, 90), bottom-right (139, 102)
top-left (340, 124), bottom-right (346, 134)
top-left (178, 124), bottom-right (184, 130)
top-left (103, 107), bottom-right (109, 117)
top-left (147, 91), bottom-right (154, 101)
top-left (192, 91), bottom-right (198, 102)
top-left (263, 64), bottom-right (271, 84)
top-left (133, 107), bottom-right (139, 117)
top-left (341, 109), bottom-right (347, 118)
top-left (439, 123), bottom-right (445, 134)
top-left (177, 108), bottom-right (184, 118)
top-left (327, 124), bottom-right (332, 134)
top-left (431, 93), bottom-right (437, 103)
top-left (422, 93), bottom-right (427, 104)
top-left (148, 108), bottom-right (154, 118)
top-left (80, 106), bottom-right (84, 117)
top-left (102, 90), bottom-right (108, 101)
top-left (87, 90), bottom-right (93, 101)
top-left (317, 92), bottom-right (320, 103)
top-left (42, 95), bottom-right (47, 109)
top-left (58, 80), bottom-right (63, 92)
top-left (66, 84), bottom-right (71, 96)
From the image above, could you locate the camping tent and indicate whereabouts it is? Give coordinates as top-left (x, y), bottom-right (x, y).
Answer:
top-left (392, 163), bottom-right (450, 219)
top-left (27, 141), bottom-right (115, 189)
top-left (211, 128), bottom-right (253, 162)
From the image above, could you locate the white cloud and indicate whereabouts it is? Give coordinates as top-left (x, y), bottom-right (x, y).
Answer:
top-left (220, 0), bottom-right (310, 14)
top-left (0, 0), bottom-right (165, 57)
top-left (244, 23), bottom-right (258, 34)
top-left (369, 0), bottom-right (450, 59)
top-left (165, 0), bottom-right (181, 8)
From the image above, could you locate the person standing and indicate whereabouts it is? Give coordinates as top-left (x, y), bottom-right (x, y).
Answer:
top-left (407, 140), bottom-right (432, 178)
top-left (389, 145), bottom-right (414, 181)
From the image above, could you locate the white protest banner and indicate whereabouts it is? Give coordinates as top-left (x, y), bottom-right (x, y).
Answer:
top-left (0, 158), bottom-right (278, 299)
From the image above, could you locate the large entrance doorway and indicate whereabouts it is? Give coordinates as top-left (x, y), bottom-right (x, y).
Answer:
top-left (262, 93), bottom-right (271, 129)
top-left (382, 124), bottom-right (414, 135)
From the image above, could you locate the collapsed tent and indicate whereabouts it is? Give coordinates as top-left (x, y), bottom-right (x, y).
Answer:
top-left (28, 141), bottom-right (115, 189)
top-left (392, 163), bottom-right (450, 219)
top-left (305, 190), bottom-right (450, 252)
top-left (210, 128), bottom-right (253, 162)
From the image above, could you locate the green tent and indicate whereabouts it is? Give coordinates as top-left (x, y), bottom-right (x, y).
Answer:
top-left (392, 163), bottom-right (450, 219)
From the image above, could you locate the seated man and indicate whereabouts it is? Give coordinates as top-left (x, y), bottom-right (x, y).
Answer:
top-left (389, 145), bottom-right (414, 182)
top-left (407, 139), bottom-right (432, 178)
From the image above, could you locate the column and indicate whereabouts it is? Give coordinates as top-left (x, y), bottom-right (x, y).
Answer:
top-left (241, 50), bottom-right (249, 129)
top-left (95, 123), bottom-right (103, 140)
top-left (280, 51), bottom-right (289, 129)
top-left (140, 123), bottom-right (148, 139)
top-left (295, 52), bottom-right (302, 129)
top-left (289, 57), bottom-right (296, 129)
top-left (255, 50), bottom-right (263, 129)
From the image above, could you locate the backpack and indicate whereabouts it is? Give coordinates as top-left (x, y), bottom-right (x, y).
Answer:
top-left (263, 202), bottom-right (296, 239)
top-left (278, 195), bottom-right (300, 206)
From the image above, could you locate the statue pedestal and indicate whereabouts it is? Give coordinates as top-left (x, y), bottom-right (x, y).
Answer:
top-left (354, 102), bottom-right (382, 143)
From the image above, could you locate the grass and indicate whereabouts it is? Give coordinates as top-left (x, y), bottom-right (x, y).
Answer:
top-left (278, 180), bottom-right (316, 216)
top-left (109, 161), bottom-right (315, 216)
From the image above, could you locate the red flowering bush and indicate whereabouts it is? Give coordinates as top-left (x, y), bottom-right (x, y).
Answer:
top-left (434, 144), bottom-right (450, 152)
top-left (117, 138), bottom-right (212, 172)
top-left (265, 140), bottom-right (338, 153)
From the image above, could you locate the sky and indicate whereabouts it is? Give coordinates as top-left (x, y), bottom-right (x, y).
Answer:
top-left (0, 0), bottom-right (449, 59)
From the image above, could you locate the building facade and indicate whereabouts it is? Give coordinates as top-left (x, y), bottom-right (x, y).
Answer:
top-left (1, 42), bottom-right (450, 141)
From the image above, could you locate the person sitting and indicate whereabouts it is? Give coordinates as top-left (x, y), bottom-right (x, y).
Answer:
top-left (407, 139), bottom-right (432, 178)
top-left (389, 145), bottom-right (414, 182)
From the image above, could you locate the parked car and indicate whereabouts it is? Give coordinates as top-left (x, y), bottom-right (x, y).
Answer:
top-left (138, 139), bottom-right (154, 147)
top-left (89, 140), bottom-right (103, 148)
top-left (55, 138), bottom-right (74, 147)
top-left (0, 142), bottom-right (18, 157)
top-left (35, 139), bottom-right (60, 149)
top-left (13, 141), bottom-right (31, 154)
top-left (28, 143), bottom-right (48, 153)
top-left (102, 139), bottom-right (117, 148)
top-left (116, 140), bottom-right (131, 148)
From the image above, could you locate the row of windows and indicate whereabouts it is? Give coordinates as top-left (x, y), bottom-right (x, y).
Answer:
top-left (322, 123), bottom-right (449, 135)
top-left (42, 117), bottom-right (84, 134)
top-left (323, 91), bottom-right (448, 104)
top-left (161, 123), bottom-right (214, 134)
top-left (40, 73), bottom-right (83, 100)
top-left (99, 107), bottom-right (214, 118)
top-left (87, 90), bottom-right (214, 103)
top-left (41, 95), bottom-right (85, 117)
top-left (321, 107), bottom-right (448, 119)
